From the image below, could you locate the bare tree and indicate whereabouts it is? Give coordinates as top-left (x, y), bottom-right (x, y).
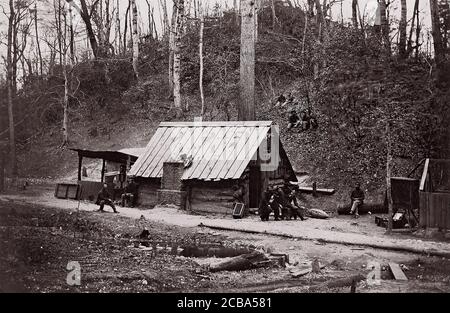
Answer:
top-left (6, 0), bottom-right (17, 176)
top-left (239, 0), bottom-right (256, 121)
top-left (123, 0), bottom-right (130, 52)
top-left (399, 0), bottom-right (407, 57)
top-left (115, 0), bottom-right (121, 54)
top-left (173, 0), bottom-right (185, 109)
top-left (352, 0), bottom-right (358, 28)
top-left (145, 0), bottom-right (153, 38)
top-left (379, 0), bottom-right (391, 54)
top-left (168, 0), bottom-right (178, 96)
top-left (407, 0), bottom-right (420, 57)
top-left (66, 0), bottom-right (101, 58)
top-left (430, 0), bottom-right (444, 64)
top-left (31, 1), bottom-right (43, 75)
top-left (160, 0), bottom-right (169, 37)
top-left (131, 0), bottom-right (139, 78)
top-left (199, 3), bottom-right (204, 116)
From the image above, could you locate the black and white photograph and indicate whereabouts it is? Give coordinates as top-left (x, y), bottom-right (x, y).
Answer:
top-left (0, 0), bottom-right (449, 298)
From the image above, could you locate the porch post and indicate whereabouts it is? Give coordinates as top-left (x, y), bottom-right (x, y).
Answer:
top-left (77, 154), bottom-right (83, 181)
top-left (101, 159), bottom-right (106, 183)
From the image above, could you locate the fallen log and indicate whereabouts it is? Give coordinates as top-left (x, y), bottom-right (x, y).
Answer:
top-left (180, 245), bottom-right (252, 258)
top-left (290, 184), bottom-right (335, 195)
top-left (309, 274), bottom-right (366, 291)
top-left (209, 251), bottom-right (269, 272)
top-left (337, 203), bottom-right (387, 215)
top-left (305, 209), bottom-right (329, 219)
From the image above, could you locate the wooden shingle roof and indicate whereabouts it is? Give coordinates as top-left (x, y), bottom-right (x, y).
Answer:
top-left (129, 121), bottom-right (273, 180)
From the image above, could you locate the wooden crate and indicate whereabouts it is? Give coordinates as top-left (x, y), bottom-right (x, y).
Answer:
top-left (55, 183), bottom-right (80, 200)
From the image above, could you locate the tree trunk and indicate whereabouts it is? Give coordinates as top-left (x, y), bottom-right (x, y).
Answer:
top-left (124, 1), bottom-right (130, 51)
top-left (307, 0), bottom-right (314, 17)
top-left (169, 1), bottom-right (178, 96)
top-left (430, 0), bottom-right (444, 64)
top-left (173, 0), bottom-right (185, 109)
top-left (146, 0), bottom-right (153, 37)
top-left (407, 0), bottom-right (420, 56)
top-left (160, 0), bottom-right (169, 37)
top-left (66, 0), bottom-right (100, 58)
top-left (352, 0), bottom-right (358, 28)
top-left (62, 63), bottom-right (69, 146)
top-left (415, 7), bottom-right (421, 59)
top-left (239, 0), bottom-right (256, 121)
top-left (115, 0), bottom-right (121, 54)
top-left (270, 0), bottom-right (278, 30)
top-left (386, 121), bottom-right (394, 234)
top-left (33, 2), bottom-right (43, 75)
top-left (131, 0), bottom-right (139, 79)
top-left (7, 0), bottom-right (17, 176)
top-left (199, 10), bottom-right (205, 116)
top-left (379, 0), bottom-right (391, 54)
top-left (399, 0), bottom-right (407, 57)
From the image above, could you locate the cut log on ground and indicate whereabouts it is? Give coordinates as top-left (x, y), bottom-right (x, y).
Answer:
top-left (180, 245), bottom-right (252, 258)
top-left (209, 251), bottom-right (271, 272)
top-left (309, 274), bottom-right (366, 292)
top-left (306, 209), bottom-right (329, 219)
top-left (337, 203), bottom-right (387, 215)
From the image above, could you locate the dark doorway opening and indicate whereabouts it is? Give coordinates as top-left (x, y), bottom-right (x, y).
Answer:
top-left (249, 164), bottom-right (261, 208)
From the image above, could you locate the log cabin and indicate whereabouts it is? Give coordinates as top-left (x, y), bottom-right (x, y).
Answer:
top-left (129, 121), bottom-right (297, 216)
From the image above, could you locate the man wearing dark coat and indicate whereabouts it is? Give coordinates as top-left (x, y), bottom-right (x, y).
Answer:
top-left (350, 183), bottom-right (365, 218)
top-left (97, 183), bottom-right (118, 213)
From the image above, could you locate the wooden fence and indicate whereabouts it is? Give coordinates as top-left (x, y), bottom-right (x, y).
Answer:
top-left (419, 191), bottom-right (450, 230)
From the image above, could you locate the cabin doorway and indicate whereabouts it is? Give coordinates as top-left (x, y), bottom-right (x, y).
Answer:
top-left (249, 165), bottom-right (261, 208)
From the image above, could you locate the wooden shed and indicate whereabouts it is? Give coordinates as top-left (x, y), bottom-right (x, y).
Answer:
top-left (70, 147), bottom-right (144, 201)
top-left (419, 159), bottom-right (450, 231)
top-left (129, 121), bottom-right (297, 215)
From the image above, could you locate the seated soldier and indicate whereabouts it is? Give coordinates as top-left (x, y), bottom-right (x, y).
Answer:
top-left (301, 110), bottom-right (311, 130)
top-left (268, 189), bottom-right (281, 221)
top-left (288, 188), bottom-right (305, 220)
top-left (97, 183), bottom-right (118, 213)
top-left (276, 186), bottom-right (295, 220)
top-left (275, 94), bottom-right (286, 107)
top-left (288, 110), bottom-right (301, 129)
top-left (121, 178), bottom-right (138, 207)
top-left (232, 183), bottom-right (246, 204)
top-left (350, 182), bottom-right (365, 218)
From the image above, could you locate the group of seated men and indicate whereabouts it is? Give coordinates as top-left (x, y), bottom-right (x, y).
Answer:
top-left (288, 109), bottom-right (318, 130)
top-left (259, 181), bottom-right (305, 221)
top-left (96, 178), bottom-right (139, 213)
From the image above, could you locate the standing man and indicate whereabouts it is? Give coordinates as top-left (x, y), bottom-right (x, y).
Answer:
top-left (97, 183), bottom-right (118, 213)
top-left (350, 183), bottom-right (365, 218)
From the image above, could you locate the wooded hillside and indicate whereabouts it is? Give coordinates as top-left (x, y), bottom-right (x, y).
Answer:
top-left (0, 0), bottom-right (449, 196)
